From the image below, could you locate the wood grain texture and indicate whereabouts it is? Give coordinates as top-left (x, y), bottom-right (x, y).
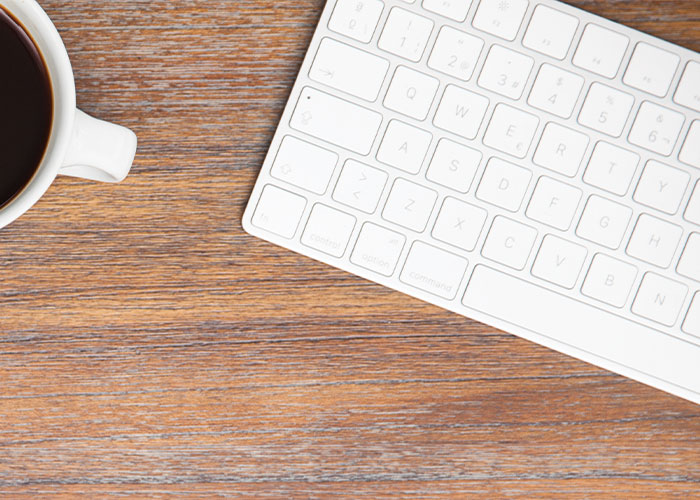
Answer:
top-left (1, 0), bottom-right (699, 497)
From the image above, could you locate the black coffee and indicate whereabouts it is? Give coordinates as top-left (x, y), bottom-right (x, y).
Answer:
top-left (0, 7), bottom-right (52, 208)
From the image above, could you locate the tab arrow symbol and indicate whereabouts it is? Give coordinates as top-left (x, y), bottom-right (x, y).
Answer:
top-left (320, 68), bottom-right (335, 78)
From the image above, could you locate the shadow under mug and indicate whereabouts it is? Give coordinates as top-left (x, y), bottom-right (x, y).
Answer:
top-left (0, 0), bottom-right (137, 229)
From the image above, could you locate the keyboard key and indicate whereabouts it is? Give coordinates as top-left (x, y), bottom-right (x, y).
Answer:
top-left (400, 241), bottom-right (469, 299)
top-left (680, 120), bottom-right (700, 169)
top-left (628, 101), bottom-right (684, 156)
top-left (333, 159), bottom-right (388, 213)
top-left (329, 0), bottom-right (384, 43)
top-left (623, 43), bottom-right (680, 97)
top-left (432, 197), bottom-right (488, 252)
top-left (382, 178), bottom-right (438, 232)
top-left (686, 182), bottom-right (700, 225)
top-left (632, 273), bottom-right (687, 326)
top-left (433, 85), bottom-right (490, 140)
top-left (351, 223), bottom-right (406, 276)
top-left (533, 122), bottom-right (589, 177)
top-left (384, 66), bottom-right (440, 120)
top-left (483, 104), bottom-right (539, 158)
top-left (633, 160), bottom-right (690, 215)
top-left (683, 294), bottom-right (700, 337)
top-left (674, 61), bottom-right (700, 112)
top-left (482, 216), bottom-right (537, 270)
top-left (377, 120), bottom-right (432, 174)
top-left (526, 177), bottom-right (582, 230)
top-left (582, 142), bottom-right (639, 196)
top-left (531, 235), bottom-right (587, 289)
top-left (378, 7), bottom-right (434, 62)
top-left (476, 157), bottom-right (532, 212)
top-left (271, 136), bottom-right (338, 195)
top-left (626, 214), bottom-right (683, 268)
top-left (291, 87), bottom-right (382, 155)
top-left (426, 138), bottom-right (482, 193)
top-left (577, 195), bottom-right (632, 249)
top-left (527, 64), bottom-right (584, 119)
top-left (582, 253), bottom-right (638, 308)
top-left (422, 0), bottom-right (473, 22)
top-left (677, 233), bottom-right (700, 282)
top-left (522, 5), bottom-right (579, 60)
top-left (478, 45), bottom-right (534, 100)
top-left (252, 185), bottom-right (307, 239)
top-left (301, 204), bottom-right (356, 257)
top-left (573, 24), bottom-right (629, 78)
top-left (428, 26), bottom-right (484, 82)
top-left (578, 83), bottom-right (634, 137)
top-left (472, 0), bottom-right (529, 41)
top-left (310, 38), bottom-right (389, 101)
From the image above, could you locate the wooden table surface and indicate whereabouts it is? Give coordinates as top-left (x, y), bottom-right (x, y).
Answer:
top-left (1, 0), bottom-right (699, 497)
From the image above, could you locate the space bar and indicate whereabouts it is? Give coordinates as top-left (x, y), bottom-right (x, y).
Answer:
top-left (463, 266), bottom-right (700, 396)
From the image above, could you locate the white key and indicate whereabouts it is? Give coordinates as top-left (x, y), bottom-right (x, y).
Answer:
top-left (382, 178), bottom-right (438, 232)
top-left (351, 223), bottom-right (406, 276)
top-left (576, 195), bottom-right (632, 249)
top-left (428, 26), bottom-right (484, 81)
top-left (527, 64), bottom-right (585, 119)
top-left (633, 160), bottom-right (690, 215)
top-left (674, 61), bottom-right (700, 113)
top-left (578, 83), bottom-right (634, 137)
top-left (476, 157), bottom-right (532, 212)
top-left (271, 136), bottom-right (338, 195)
top-left (472, 0), bottom-right (529, 41)
top-left (531, 235), bottom-right (587, 289)
top-left (291, 87), bottom-right (382, 155)
top-left (252, 185), bottom-right (307, 239)
top-left (582, 254), bottom-right (638, 308)
top-left (628, 102), bottom-right (684, 156)
top-left (626, 214), bottom-right (683, 268)
top-left (632, 273), bottom-right (688, 326)
top-left (623, 43), bottom-right (680, 97)
top-left (378, 8), bottom-right (434, 62)
top-left (680, 120), bottom-right (700, 169)
top-left (301, 204), bottom-right (356, 257)
top-left (686, 182), bottom-right (700, 225)
top-left (377, 120), bottom-right (432, 174)
top-left (573, 24), bottom-right (629, 79)
top-left (384, 66), bottom-right (440, 120)
top-left (678, 233), bottom-right (700, 282)
top-left (426, 138), bottom-right (482, 193)
top-left (432, 197), bottom-right (488, 251)
top-left (582, 142), bottom-right (639, 196)
top-left (482, 216), bottom-right (538, 270)
top-left (478, 45), bottom-right (534, 100)
top-left (422, 0), bottom-right (473, 21)
top-left (483, 104), bottom-right (539, 158)
top-left (522, 5), bottom-right (579, 60)
top-left (526, 177), bottom-right (582, 230)
top-left (683, 294), bottom-right (700, 337)
top-left (434, 85), bottom-right (490, 140)
top-left (310, 38), bottom-right (389, 101)
top-left (532, 122), bottom-right (589, 177)
top-left (333, 159), bottom-right (388, 213)
top-left (401, 241), bottom-right (469, 299)
top-left (329, 0), bottom-right (384, 43)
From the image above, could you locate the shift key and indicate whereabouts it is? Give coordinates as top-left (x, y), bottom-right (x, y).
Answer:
top-left (291, 87), bottom-right (382, 155)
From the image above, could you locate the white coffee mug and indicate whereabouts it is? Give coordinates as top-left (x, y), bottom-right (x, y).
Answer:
top-left (0, 0), bottom-right (137, 229)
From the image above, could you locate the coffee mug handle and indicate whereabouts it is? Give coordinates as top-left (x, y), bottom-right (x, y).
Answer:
top-left (59, 109), bottom-right (137, 183)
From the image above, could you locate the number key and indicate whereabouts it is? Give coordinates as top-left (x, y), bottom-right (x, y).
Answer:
top-left (578, 83), bottom-right (634, 137)
top-left (428, 26), bottom-right (484, 81)
top-left (378, 7), bottom-right (434, 62)
top-left (478, 45), bottom-right (534, 100)
top-left (628, 101), bottom-right (684, 156)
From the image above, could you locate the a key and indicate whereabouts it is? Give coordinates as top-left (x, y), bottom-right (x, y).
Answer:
top-left (628, 101), bottom-right (684, 156)
top-left (329, 0), bottom-right (384, 43)
top-left (623, 43), bottom-right (680, 97)
top-left (582, 253), bottom-right (638, 308)
top-left (378, 7), bottom-right (434, 62)
top-left (301, 204), bottom-right (357, 257)
top-left (684, 294), bottom-right (700, 337)
top-left (482, 216), bottom-right (538, 270)
top-left (382, 178), bottom-right (438, 232)
top-left (532, 122), bottom-right (589, 177)
top-left (531, 235), bottom-right (587, 289)
top-left (578, 83), bottom-right (634, 137)
top-left (428, 26), bottom-right (484, 82)
top-left (478, 45), bottom-right (534, 100)
top-left (350, 223), bottom-right (406, 276)
top-left (433, 85), bottom-right (490, 140)
top-left (384, 66), bottom-right (440, 120)
top-left (476, 157), bottom-right (532, 212)
top-left (377, 120), bottom-right (432, 174)
top-left (633, 160), bottom-right (690, 215)
top-left (573, 24), bottom-right (629, 78)
top-left (333, 159), bottom-right (388, 213)
top-left (677, 233), bottom-right (700, 282)
top-left (426, 138), bottom-right (482, 193)
top-left (271, 136), bottom-right (338, 195)
top-left (252, 185), bottom-right (307, 239)
top-left (674, 61), bottom-right (700, 113)
top-left (526, 177), bottom-right (582, 230)
top-left (422, 0), bottom-right (474, 22)
top-left (522, 5), bottom-right (579, 60)
top-left (632, 273), bottom-right (688, 326)
top-left (582, 142), bottom-right (639, 196)
top-left (483, 104), bottom-right (539, 158)
top-left (528, 64), bottom-right (585, 119)
top-left (626, 214), bottom-right (683, 268)
top-left (472, 0), bottom-right (529, 42)
top-left (686, 182), bottom-right (700, 226)
top-left (400, 241), bottom-right (469, 300)
top-left (680, 120), bottom-right (700, 169)
top-left (576, 195), bottom-right (632, 249)
top-left (432, 197), bottom-right (488, 252)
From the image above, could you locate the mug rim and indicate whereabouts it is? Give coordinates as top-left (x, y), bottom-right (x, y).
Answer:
top-left (0, 0), bottom-right (76, 228)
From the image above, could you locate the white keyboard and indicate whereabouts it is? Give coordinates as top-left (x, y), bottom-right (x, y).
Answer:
top-left (243, 0), bottom-right (700, 404)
